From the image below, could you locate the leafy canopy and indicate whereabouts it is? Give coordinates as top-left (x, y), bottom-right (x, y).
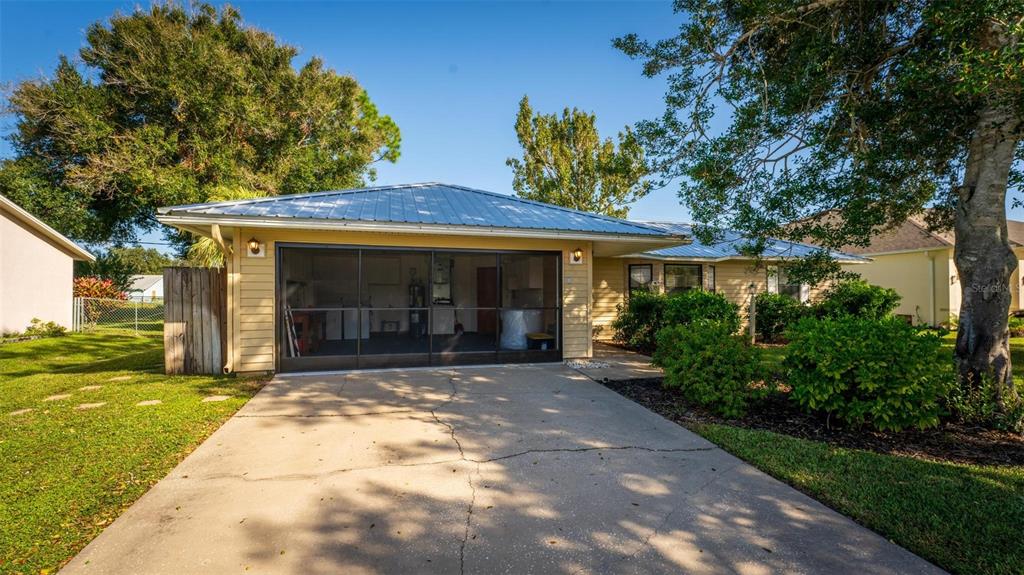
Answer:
top-left (506, 96), bottom-right (651, 218)
top-left (616, 0), bottom-right (1023, 280)
top-left (1, 2), bottom-right (400, 245)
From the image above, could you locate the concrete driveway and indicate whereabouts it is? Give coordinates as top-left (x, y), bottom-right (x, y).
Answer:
top-left (62, 364), bottom-right (942, 574)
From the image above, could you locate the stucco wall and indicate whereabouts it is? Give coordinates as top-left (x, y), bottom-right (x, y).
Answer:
top-left (842, 249), bottom-right (951, 325)
top-left (226, 228), bottom-right (593, 373)
top-left (0, 210), bottom-right (75, 333)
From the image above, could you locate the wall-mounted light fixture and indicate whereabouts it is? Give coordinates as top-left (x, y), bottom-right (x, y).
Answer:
top-left (247, 237), bottom-right (263, 257)
top-left (570, 247), bottom-right (584, 264)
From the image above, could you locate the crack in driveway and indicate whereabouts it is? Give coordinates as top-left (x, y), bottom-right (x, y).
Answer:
top-left (235, 409), bottom-right (416, 418)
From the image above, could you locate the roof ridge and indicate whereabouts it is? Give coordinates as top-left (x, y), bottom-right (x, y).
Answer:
top-left (905, 215), bottom-right (955, 247)
top-left (158, 183), bottom-right (440, 214)
top-left (637, 219), bottom-right (864, 259)
top-left (439, 183), bottom-right (673, 235)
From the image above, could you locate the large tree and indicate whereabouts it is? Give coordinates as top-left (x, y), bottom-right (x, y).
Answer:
top-left (1, 2), bottom-right (400, 247)
top-left (506, 96), bottom-right (651, 218)
top-left (616, 1), bottom-right (1023, 409)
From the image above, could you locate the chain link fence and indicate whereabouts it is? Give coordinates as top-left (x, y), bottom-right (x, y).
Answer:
top-left (73, 297), bottom-right (165, 335)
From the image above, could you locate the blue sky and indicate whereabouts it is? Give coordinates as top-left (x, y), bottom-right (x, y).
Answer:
top-left (0, 0), bottom-right (686, 251)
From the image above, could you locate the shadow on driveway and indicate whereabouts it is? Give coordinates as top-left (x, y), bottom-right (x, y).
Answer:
top-left (60, 365), bottom-right (944, 574)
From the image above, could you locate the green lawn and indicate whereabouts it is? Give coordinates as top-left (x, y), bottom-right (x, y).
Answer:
top-left (0, 329), bottom-right (264, 575)
top-left (723, 332), bottom-right (1024, 575)
top-left (694, 424), bottom-right (1024, 575)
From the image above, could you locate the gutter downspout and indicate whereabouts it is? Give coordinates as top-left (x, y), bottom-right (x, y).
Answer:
top-left (928, 252), bottom-right (936, 326)
top-left (211, 224), bottom-right (234, 374)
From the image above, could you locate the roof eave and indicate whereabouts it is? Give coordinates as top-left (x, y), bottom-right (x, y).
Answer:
top-left (0, 195), bottom-right (95, 261)
top-left (157, 213), bottom-right (689, 246)
top-left (622, 253), bottom-right (868, 264)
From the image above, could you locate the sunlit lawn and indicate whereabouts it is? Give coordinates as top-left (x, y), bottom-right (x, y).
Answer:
top-left (710, 332), bottom-right (1024, 575)
top-left (0, 329), bottom-right (265, 574)
top-left (694, 424), bottom-right (1023, 575)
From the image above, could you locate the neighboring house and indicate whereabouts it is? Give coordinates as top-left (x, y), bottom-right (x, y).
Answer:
top-left (592, 223), bottom-right (866, 338)
top-left (0, 195), bottom-right (95, 334)
top-left (127, 275), bottom-right (164, 302)
top-left (156, 183), bottom-right (688, 373)
top-left (836, 214), bottom-right (1024, 326)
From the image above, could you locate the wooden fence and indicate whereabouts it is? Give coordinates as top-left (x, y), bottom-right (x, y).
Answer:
top-left (164, 267), bottom-right (227, 375)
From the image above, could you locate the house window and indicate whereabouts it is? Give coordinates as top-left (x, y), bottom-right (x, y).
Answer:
top-left (664, 264), bottom-right (702, 294)
top-left (704, 265), bottom-right (716, 292)
top-left (628, 264), bottom-right (653, 296)
top-left (769, 266), bottom-right (808, 302)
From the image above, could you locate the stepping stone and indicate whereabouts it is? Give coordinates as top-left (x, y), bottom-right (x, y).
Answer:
top-left (108, 375), bottom-right (132, 382)
top-left (79, 385), bottom-right (103, 391)
top-left (137, 400), bottom-right (162, 406)
top-left (43, 394), bottom-right (71, 402)
top-left (9, 408), bottom-right (33, 416)
top-left (75, 402), bottom-right (106, 410)
top-left (201, 395), bottom-right (230, 403)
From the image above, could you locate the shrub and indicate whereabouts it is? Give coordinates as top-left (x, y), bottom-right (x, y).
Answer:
top-left (23, 318), bottom-right (67, 338)
top-left (73, 276), bottom-right (127, 300)
top-left (613, 289), bottom-right (742, 354)
top-left (754, 292), bottom-right (807, 343)
top-left (784, 316), bottom-right (953, 431)
top-left (815, 280), bottom-right (901, 320)
top-left (652, 320), bottom-right (766, 418)
top-left (946, 374), bottom-right (1024, 433)
top-left (663, 290), bottom-right (741, 334)
top-left (611, 290), bottom-right (666, 354)
top-left (1008, 316), bottom-right (1024, 337)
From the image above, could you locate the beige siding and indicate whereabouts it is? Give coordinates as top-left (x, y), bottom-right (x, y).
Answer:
top-left (592, 257), bottom-right (624, 339)
top-left (592, 258), bottom-right (840, 339)
top-left (228, 228), bottom-right (593, 372)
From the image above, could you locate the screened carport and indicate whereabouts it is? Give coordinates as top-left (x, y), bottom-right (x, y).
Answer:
top-left (278, 244), bottom-right (561, 371)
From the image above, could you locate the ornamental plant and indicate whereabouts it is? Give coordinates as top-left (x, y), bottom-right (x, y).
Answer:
top-left (73, 276), bottom-right (127, 300)
top-left (611, 290), bottom-right (666, 354)
top-left (663, 289), bottom-right (741, 334)
top-left (653, 320), bottom-right (766, 418)
top-left (754, 292), bottom-right (807, 343)
top-left (784, 316), bottom-right (953, 431)
top-left (815, 280), bottom-right (901, 320)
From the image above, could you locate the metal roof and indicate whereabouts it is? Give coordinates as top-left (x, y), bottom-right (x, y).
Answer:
top-left (638, 222), bottom-right (867, 262)
top-left (158, 183), bottom-right (672, 238)
top-left (128, 275), bottom-right (163, 292)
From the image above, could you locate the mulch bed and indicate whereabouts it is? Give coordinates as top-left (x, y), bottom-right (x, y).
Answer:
top-left (601, 376), bottom-right (1024, 467)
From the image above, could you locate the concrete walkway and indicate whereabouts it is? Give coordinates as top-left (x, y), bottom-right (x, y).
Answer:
top-left (62, 364), bottom-right (943, 574)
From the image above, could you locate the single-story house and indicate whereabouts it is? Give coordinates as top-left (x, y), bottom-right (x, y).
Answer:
top-left (592, 223), bottom-right (866, 338)
top-left (157, 183), bottom-right (689, 373)
top-left (0, 194), bottom-right (95, 334)
top-left (157, 183), bottom-right (858, 373)
top-left (836, 214), bottom-right (1024, 326)
top-left (127, 274), bottom-right (165, 302)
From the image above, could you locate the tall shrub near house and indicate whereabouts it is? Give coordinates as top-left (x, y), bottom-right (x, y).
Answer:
top-left (611, 290), bottom-right (666, 354)
top-left (612, 289), bottom-right (740, 354)
top-left (784, 316), bottom-right (953, 431)
top-left (664, 290), bottom-right (741, 334)
top-left (653, 320), bottom-right (765, 418)
top-left (815, 280), bottom-right (901, 320)
top-left (754, 292), bottom-right (807, 343)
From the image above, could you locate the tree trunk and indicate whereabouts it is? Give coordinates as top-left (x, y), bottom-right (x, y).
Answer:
top-left (954, 100), bottom-right (1021, 409)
